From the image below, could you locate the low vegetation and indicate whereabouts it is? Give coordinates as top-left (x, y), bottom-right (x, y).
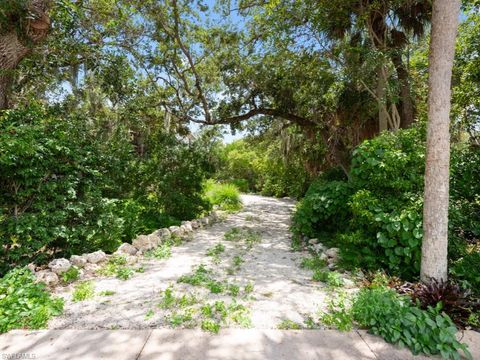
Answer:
top-left (317, 274), bottom-right (473, 359)
top-left (97, 255), bottom-right (144, 280)
top-left (72, 281), bottom-right (95, 302)
top-left (145, 241), bottom-right (173, 260)
top-left (277, 319), bottom-right (302, 330)
top-left (203, 180), bottom-right (242, 212)
top-left (352, 286), bottom-right (470, 360)
top-left (0, 268), bottom-right (64, 333)
top-left (224, 227), bottom-right (261, 250)
top-left (61, 266), bottom-right (80, 284)
top-left (156, 285), bottom-right (251, 333)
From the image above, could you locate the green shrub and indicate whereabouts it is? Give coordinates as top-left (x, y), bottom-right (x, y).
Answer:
top-left (348, 190), bottom-right (424, 278)
top-left (292, 180), bottom-right (352, 240)
top-left (300, 255), bottom-right (327, 271)
top-left (0, 268), bottom-right (64, 332)
top-left (204, 180), bottom-right (242, 212)
top-left (450, 251), bottom-right (480, 295)
top-left (352, 286), bottom-right (471, 359)
top-left (61, 266), bottom-right (80, 283)
top-left (0, 106), bottom-right (213, 275)
top-left (291, 126), bottom-right (479, 282)
top-left (230, 179), bottom-right (250, 193)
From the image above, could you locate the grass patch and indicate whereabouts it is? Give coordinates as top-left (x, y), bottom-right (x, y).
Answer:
top-left (319, 291), bottom-right (353, 331)
top-left (98, 255), bottom-right (135, 280)
top-left (224, 227), bottom-right (243, 241)
top-left (300, 255), bottom-right (326, 271)
top-left (200, 300), bottom-right (251, 332)
top-left (177, 265), bottom-right (225, 294)
top-left (277, 319), bottom-right (302, 330)
top-left (244, 282), bottom-right (254, 294)
top-left (206, 243), bottom-right (225, 257)
top-left (159, 286), bottom-right (198, 310)
top-left (204, 180), bottom-right (242, 212)
top-left (98, 290), bottom-right (115, 296)
top-left (145, 242), bottom-right (172, 260)
top-left (145, 309), bottom-right (155, 320)
top-left (201, 319), bottom-right (221, 333)
top-left (167, 308), bottom-right (196, 328)
top-left (312, 270), bottom-right (344, 287)
top-left (227, 255), bottom-right (245, 275)
top-left (178, 264), bottom-right (212, 286)
top-left (206, 243), bottom-right (226, 264)
top-left (224, 227), bottom-right (261, 249)
top-left (72, 281), bottom-right (95, 302)
top-left (158, 285), bottom-right (251, 332)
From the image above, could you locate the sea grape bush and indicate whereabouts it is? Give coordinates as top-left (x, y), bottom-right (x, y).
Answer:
top-left (292, 125), bottom-right (479, 280)
top-left (292, 180), bottom-right (352, 239)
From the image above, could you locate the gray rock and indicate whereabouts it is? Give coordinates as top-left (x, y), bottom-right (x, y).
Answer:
top-left (312, 243), bottom-right (326, 254)
top-left (26, 263), bottom-right (36, 272)
top-left (35, 270), bottom-right (59, 286)
top-left (325, 247), bottom-right (339, 260)
top-left (308, 238), bottom-right (318, 245)
top-left (148, 233), bottom-right (162, 247)
top-left (199, 217), bottom-right (210, 226)
top-left (181, 222), bottom-right (193, 233)
top-left (85, 250), bottom-right (107, 264)
top-left (48, 258), bottom-right (71, 274)
top-left (125, 255), bottom-right (137, 265)
top-left (190, 220), bottom-right (200, 229)
top-left (70, 255), bottom-right (87, 268)
top-left (211, 210), bottom-right (223, 221)
top-left (343, 278), bottom-right (356, 289)
top-left (319, 253), bottom-right (328, 262)
top-left (132, 235), bottom-right (156, 251)
top-left (83, 263), bottom-right (100, 274)
top-left (154, 228), bottom-right (171, 240)
top-left (168, 226), bottom-right (182, 237)
top-left (116, 243), bottom-right (138, 256)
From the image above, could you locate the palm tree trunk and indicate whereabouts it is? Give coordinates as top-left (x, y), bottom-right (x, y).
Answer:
top-left (421, 0), bottom-right (460, 284)
top-left (0, 1), bottom-right (51, 110)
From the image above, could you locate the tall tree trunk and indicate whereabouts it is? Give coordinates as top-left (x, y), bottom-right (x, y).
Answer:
top-left (391, 52), bottom-right (415, 129)
top-left (0, 34), bottom-right (31, 109)
top-left (420, 0), bottom-right (460, 284)
top-left (0, 0), bottom-right (51, 110)
top-left (377, 64), bottom-right (389, 132)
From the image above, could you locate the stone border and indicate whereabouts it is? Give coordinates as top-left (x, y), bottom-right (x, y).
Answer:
top-left (30, 210), bottom-right (225, 287)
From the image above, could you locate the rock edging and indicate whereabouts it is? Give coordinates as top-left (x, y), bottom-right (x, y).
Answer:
top-left (30, 210), bottom-right (224, 287)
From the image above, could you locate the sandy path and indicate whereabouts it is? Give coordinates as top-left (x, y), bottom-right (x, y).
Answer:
top-left (49, 194), bottom-right (329, 330)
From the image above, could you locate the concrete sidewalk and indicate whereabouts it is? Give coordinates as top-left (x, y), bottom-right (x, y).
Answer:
top-left (0, 329), bottom-right (478, 360)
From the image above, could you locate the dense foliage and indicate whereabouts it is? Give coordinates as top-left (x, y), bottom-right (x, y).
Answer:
top-left (0, 0), bottom-right (478, 354)
top-left (292, 126), bottom-right (479, 281)
top-left (352, 285), bottom-right (470, 359)
top-left (0, 268), bottom-right (64, 333)
top-left (0, 105), bottom-right (212, 274)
